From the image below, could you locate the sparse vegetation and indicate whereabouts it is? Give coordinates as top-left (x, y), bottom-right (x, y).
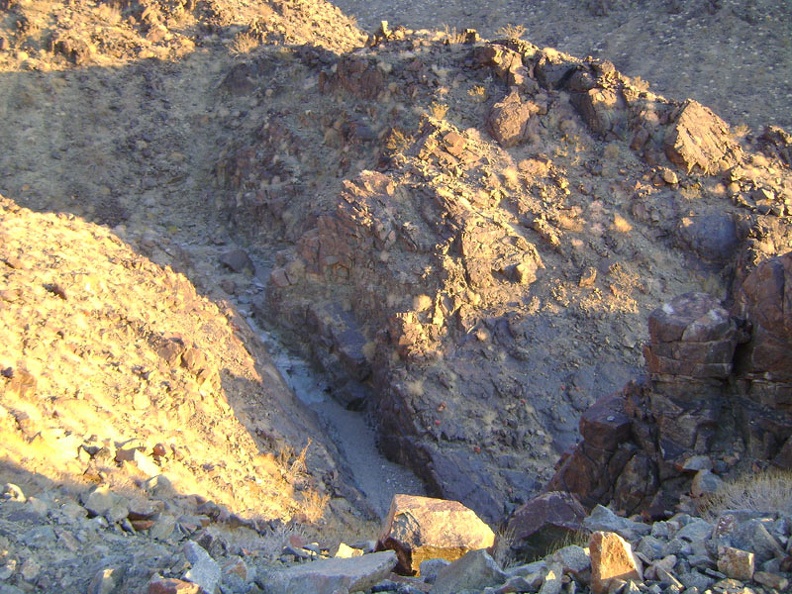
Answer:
top-left (428, 101), bottom-right (449, 120)
top-left (496, 23), bottom-right (526, 40)
top-left (699, 469), bottom-right (792, 519)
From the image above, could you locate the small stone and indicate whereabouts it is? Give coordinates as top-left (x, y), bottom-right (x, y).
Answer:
top-left (335, 543), bottom-right (364, 559)
top-left (538, 562), bottom-right (564, 594)
top-left (717, 546), bottom-right (754, 581)
top-left (1, 484), bottom-right (25, 502)
top-left (584, 505), bottom-right (651, 541)
top-left (753, 570), bottom-right (789, 590)
top-left (661, 167), bottom-right (679, 185)
top-left (690, 470), bottom-right (723, 499)
top-left (87, 567), bottom-right (126, 594)
top-left (418, 558), bottom-right (449, 583)
top-left (147, 576), bottom-right (202, 594)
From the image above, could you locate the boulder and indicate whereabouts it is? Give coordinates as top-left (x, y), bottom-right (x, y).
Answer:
top-left (644, 292), bottom-right (737, 380)
top-left (488, 90), bottom-right (537, 148)
top-left (734, 251), bottom-right (792, 385)
top-left (505, 491), bottom-right (587, 561)
top-left (663, 99), bottom-right (743, 174)
top-left (377, 494), bottom-right (495, 575)
top-left (182, 541), bottom-right (220, 594)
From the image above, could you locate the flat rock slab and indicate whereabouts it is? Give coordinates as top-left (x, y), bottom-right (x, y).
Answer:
top-left (259, 550), bottom-right (397, 594)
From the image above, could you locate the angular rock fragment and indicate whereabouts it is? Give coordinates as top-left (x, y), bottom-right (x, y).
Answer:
top-left (663, 99), bottom-right (742, 174)
top-left (589, 531), bottom-right (643, 594)
top-left (259, 550), bottom-right (397, 594)
top-left (488, 90), bottom-right (538, 148)
top-left (430, 549), bottom-right (507, 594)
top-left (506, 491), bottom-right (587, 561)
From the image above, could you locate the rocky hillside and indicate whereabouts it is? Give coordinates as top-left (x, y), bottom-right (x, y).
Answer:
top-left (219, 27), bottom-right (792, 522)
top-left (1, 0), bottom-right (792, 591)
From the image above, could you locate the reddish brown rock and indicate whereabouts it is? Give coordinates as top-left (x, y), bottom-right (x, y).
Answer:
top-left (505, 491), bottom-right (587, 561)
top-left (377, 494), bottom-right (495, 575)
top-left (589, 531), bottom-right (643, 594)
top-left (734, 251), bottom-right (792, 384)
top-left (663, 99), bottom-right (742, 174)
top-left (644, 292), bottom-right (737, 380)
top-left (717, 546), bottom-right (754, 581)
top-left (487, 90), bottom-right (537, 148)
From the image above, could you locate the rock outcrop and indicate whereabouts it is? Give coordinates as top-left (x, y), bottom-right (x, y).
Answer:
top-left (547, 252), bottom-right (792, 518)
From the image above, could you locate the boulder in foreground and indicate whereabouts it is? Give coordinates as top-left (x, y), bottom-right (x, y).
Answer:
top-left (377, 494), bottom-right (495, 575)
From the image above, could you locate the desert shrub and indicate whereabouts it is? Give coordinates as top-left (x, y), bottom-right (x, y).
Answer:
top-left (496, 23), bottom-right (526, 40)
top-left (700, 468), bottom-right (792, 519)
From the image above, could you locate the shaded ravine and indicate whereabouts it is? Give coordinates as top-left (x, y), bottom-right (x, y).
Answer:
top-left (256, 327), bottom-right (427, 518)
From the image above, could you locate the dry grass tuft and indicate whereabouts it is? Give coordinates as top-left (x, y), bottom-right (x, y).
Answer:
top-left (496, 23), bottom-right (527, 40)
top-left (428, 101), bottom-right (449, 120)
top-left (700, 469), bottom-right (792, 519)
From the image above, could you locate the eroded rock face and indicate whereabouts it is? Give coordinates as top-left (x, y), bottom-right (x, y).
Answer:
top-left (214, 28), bottom-right (792, 525)
top-left (546, 252), bottom-right (792, 516)
top-left (644, 292), bottom-right (738, 380)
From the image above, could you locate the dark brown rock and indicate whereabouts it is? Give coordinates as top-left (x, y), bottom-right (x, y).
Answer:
top-left (505, 491), bottom-right (587, 561)
top-left (734, 251), bottom-right (792, 384)
top-left (644, 292), bottom-right (737, 379)
top-left (487, 90), bottom-right (537, 148)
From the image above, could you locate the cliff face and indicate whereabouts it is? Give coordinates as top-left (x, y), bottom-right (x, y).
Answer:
top-left (549, 252), bottom-right (792, 516)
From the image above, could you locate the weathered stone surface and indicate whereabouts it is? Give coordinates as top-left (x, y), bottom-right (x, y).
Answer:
top-left (754, 570), bottom-right (790, 591)
top-left (578, 392), bottom-right (632, 451)
top-left (734, 251), bottom-right (792, 384)
top-left (568, 60), bottom-right (628, 140)
top-left (259, 551), bottom-right (397, 594)
top-left (487, 90), bottom-right (537, 148)
top-left (549, 545), bottom-right (591, 581)
top-left (583, 506), bottom-right (651, 542)
top-left (663, 99), bottom-right (742, 174)
top-left (219, 248), bottom-right (254, 273)
top-left (645, 292), bottom-right (737, 380)
top-left (183, 541), bottom-right (220, 594)
top-left (589, 531), bottom-right (643, 594)
top-left (675, 213), bottom-right (739, 264)
top-left (506, 492), bottom-right (587, 561)
top-left (378, 495), bottom-right (495, 575)
top-left (429, 549), bottom-right (507, 594)
top-left (717, 546), bottom-right (754, 581)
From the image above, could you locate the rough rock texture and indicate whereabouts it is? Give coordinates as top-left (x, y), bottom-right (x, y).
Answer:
top-left (429, 549), bottom-right (507, 594)
top-left (260, 550), bottom-right (397, 594)
top-left (589, 531), bottom-right (643, 594)
top-left (548, 252), bottom-right (792, 519)
top-left (377, 494), bottom-right (495, 575)
top-left (505, 491), bottom-right (588, 561)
